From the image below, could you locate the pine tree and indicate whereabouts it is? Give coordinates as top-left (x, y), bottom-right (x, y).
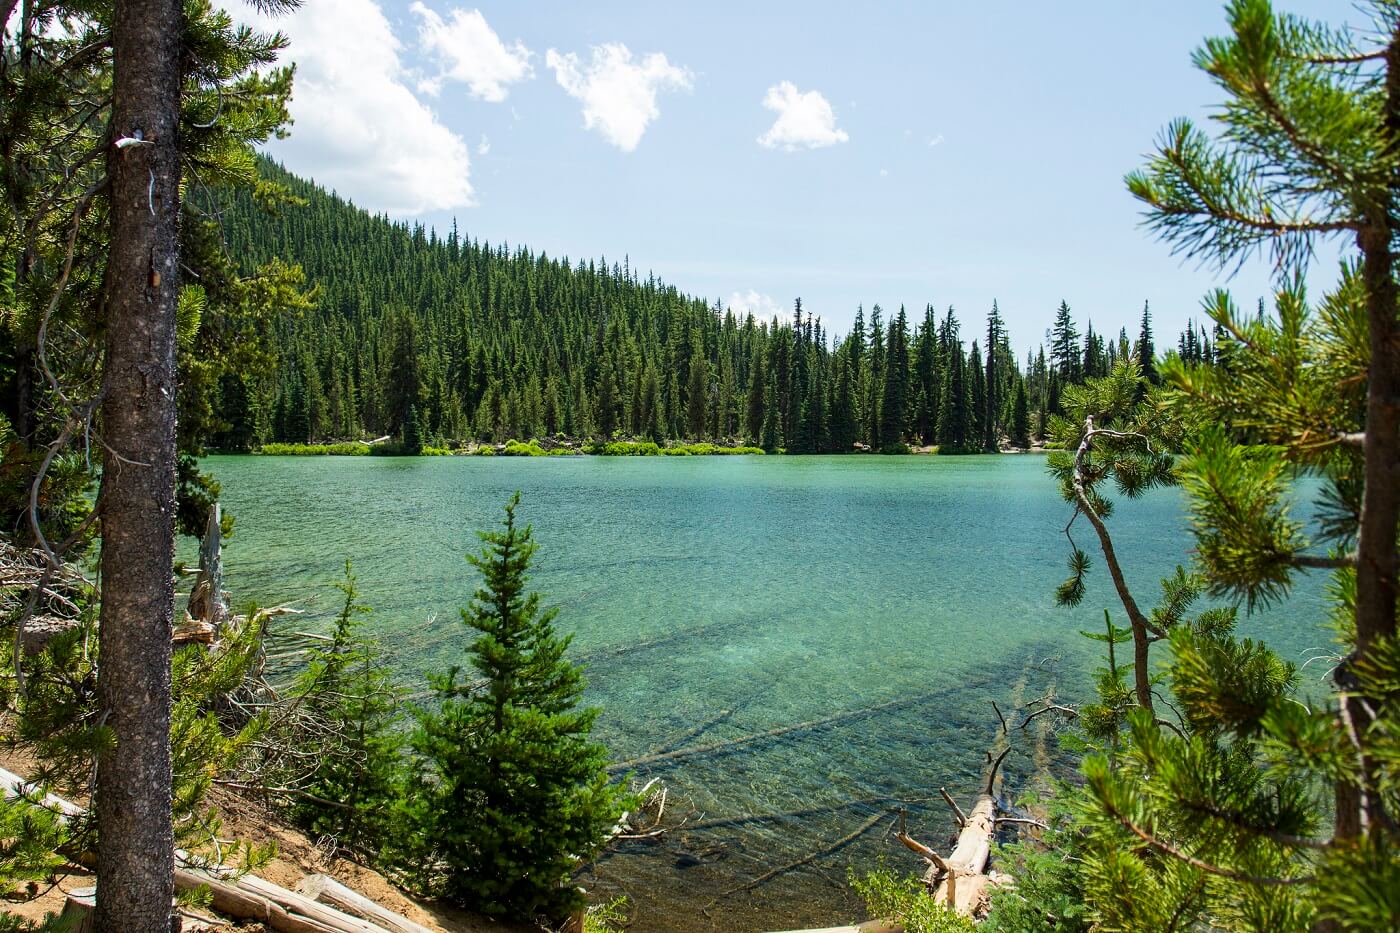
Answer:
top-left (760, 373), bottom-right (782, 453)
top-left (685, 339), bottom-right (709, 439)
top-left (968, 341), bottom-right (986, 449)
top-left (1011, 379), bottom-right (1030, 449)
top-left (411, 495), bottom-right (628, 919)
top-left (293, 563), bottom-right (405, 860)
top-left (1136, 301), bottom-right (1157, 385)
top-left (1037, 4), bottom-right (1400, 929)
top-left (98, 0), bottom-right (185, 921)
top-left (913, 306), bottom-right (939, 444)
top-left (829, 355), bottom-right (857, 452)
top-left (402, 404), bottom-right (424, 453)
top-left (386, 312), bottom-right (423, 439)
top-left (878, 306), bottom-right (911, 451)
top-left (745, 344), bottom-right (767, 445)
top-left (865, 306), bottom-right (885, 448)
top-left (984, 303), bottom-right (1003, 451)
top-left (595, 364), bottom-right (620, 439)
top-left (1050, 301), bottom-right (1080, 384)
top-left (935, 310), bottom-right (968, 453)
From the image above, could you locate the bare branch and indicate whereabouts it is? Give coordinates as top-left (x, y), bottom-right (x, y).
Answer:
top-left (939, 787), bottom-right (967, 829)
top-left (1288, 552), bottom-right (1358, 569)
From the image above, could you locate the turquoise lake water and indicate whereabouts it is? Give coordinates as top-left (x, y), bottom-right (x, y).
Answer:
top-left (195, 453), bottom-right (1332, 931)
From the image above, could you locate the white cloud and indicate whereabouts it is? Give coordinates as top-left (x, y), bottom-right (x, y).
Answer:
top-left (477, 134), bottom-right (491, 155)
top-left (239, 0), bottom-right (473, 216)
top-left (726, 290), bottom-right (786, 322)
top-left (757, 81), bottom-right (849, 151)
top-left (879, 167), bottom-right (889, 176)
top-left (928, 134), bottom-right (945, 147)
top-left (545, 43), bottom-right (692, 151)
top-left (411, 4), bottom-right (532, 103)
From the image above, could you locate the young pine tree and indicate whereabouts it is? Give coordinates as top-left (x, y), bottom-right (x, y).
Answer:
top-left (411, 495), bottom-right (628, 920)
top-left (292, 563), bottom-right (406, 862)
top-left (402, 403), bottom-right (424, 455)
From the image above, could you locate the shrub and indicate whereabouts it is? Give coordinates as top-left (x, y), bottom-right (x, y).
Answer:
top-left (849, 864), bottom-right (977, 933)
top-left (258, 442), bottom-right (370, 456)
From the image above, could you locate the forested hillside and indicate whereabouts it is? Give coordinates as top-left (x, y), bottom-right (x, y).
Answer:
top-left (212, 159), bottom-right (1212, 452)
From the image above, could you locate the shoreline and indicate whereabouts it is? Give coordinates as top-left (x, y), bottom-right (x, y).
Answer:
top-left (227, 440), bottom-right (1053, 458)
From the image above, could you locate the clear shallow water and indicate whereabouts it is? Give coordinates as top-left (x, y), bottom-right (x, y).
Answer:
top-left (194, 454), bottom-right (1331, 931)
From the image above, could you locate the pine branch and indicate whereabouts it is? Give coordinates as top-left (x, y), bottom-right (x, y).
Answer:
top-left (1103, 799), bottom-right (1315, 887)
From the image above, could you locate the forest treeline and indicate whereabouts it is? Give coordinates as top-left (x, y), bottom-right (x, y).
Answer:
top-left (211, 160), bottom-right (1219, 453)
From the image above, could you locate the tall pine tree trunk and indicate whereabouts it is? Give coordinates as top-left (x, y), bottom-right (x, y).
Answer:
top-left (1331, 23), bottom-right (1400, 847)
top-left (96, 0), bottom-right (182, 926)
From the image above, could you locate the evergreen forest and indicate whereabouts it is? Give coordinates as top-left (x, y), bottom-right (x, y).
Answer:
top-left (206, 160), bottom-right (1216, 454)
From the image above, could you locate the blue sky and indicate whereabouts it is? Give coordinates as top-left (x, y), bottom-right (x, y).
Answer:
top-left (244, 0), bottom-right (1355, 351)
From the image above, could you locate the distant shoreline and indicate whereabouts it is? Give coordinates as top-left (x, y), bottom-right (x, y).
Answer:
top-left (220, 440), bottom-right (1052, 458)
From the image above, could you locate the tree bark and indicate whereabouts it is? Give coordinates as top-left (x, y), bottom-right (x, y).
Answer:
top-left (1333, 23), bottom-right (1400, 845)
top-left (96, 0), bottom-right (183, 927)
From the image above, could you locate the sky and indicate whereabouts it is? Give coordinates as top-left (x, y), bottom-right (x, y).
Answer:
top-left (239, 0), bottom-right (1358, 352)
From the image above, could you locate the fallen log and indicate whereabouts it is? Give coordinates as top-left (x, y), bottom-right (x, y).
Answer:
top-left (297, 875), bottom-right (436, 933)
top-left (683, 794), bottom-right (936, 833)
top-left (612, 689), bottom-right (943, 772)
top-left (927, 793), bottom-right (996, 915)
top-left (709, 809), bottom-right (890, 905)
top-left (651, 704), bottom-right (741, 756)
top-left (0, 765), bottom-right (412, 933)
top-left (174, 866), bottom-right (383, 933)
top-left (890, 696), bottom-right (1018, 919)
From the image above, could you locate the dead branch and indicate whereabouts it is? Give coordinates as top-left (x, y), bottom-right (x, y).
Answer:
top-left (939, 787), bottom-right (967, 828)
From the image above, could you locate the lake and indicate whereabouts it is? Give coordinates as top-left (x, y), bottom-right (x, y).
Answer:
top-left (194, 453), bottom-right (1331, 931)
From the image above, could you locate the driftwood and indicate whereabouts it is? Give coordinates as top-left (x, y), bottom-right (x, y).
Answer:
top-left (173, 867), bottom-right (385, 933)
top-left (0, 765), bottom-right (413, 933)
top-left (296, 875), bottom-right (434, 933)
top-left (893, 735), bottom-right (1013, 918)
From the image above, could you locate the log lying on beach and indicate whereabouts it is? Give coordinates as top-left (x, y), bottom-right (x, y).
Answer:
top-left (297, 874), bottom-right (436, 933)
top-left (0, 765), bottom-right (415, 933)
top-left (894, 743), bottom-right (1011, 918)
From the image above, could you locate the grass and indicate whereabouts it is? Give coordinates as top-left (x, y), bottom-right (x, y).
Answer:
top-left (254, 439), bottom-right (766, 457)
top-left (584, 440), bottom-right (765, 456)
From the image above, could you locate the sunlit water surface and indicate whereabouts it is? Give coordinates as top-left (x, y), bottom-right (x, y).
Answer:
top-left (191, 454), bottom-right (1331, 931)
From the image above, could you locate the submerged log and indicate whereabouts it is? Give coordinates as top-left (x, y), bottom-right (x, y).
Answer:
top-left (711, 809), bottom-right (889, 905)
top-left (613, 689), bottom-right (943, 772)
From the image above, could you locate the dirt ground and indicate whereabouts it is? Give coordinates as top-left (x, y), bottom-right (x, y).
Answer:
top-left (1, 747), bottom-right (529, 933)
